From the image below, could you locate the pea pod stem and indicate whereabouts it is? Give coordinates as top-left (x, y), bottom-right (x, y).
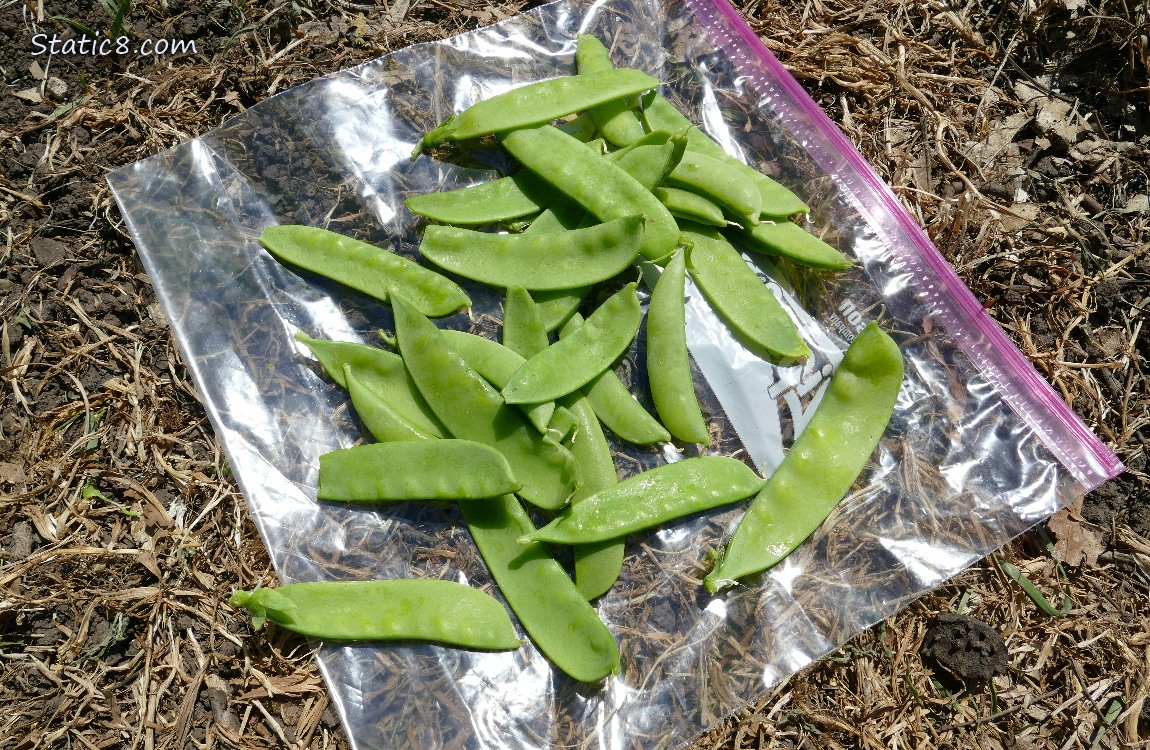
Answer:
top-left (705, 322), bottom-right (903, 593)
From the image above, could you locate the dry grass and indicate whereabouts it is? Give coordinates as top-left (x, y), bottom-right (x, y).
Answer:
top-left (1, 0), bottom-right (1147, 748)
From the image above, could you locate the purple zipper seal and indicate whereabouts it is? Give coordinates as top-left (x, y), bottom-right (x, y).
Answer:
top-left (683, 0), bottom-right (1123, 491)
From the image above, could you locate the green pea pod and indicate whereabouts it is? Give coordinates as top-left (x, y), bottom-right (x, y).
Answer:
top-left (416, 68), bottom-right (661, 153)
top-left (575, 35), bottom-right (646, 147)
top-left (605, 131), bottom-right (687, 192)
top-left (705, 322), bottom-right (903, 592)
top-left (681, 222), bottom-right (811, 362)
top-left (646, 249), bottom-right (710, 444)
top-left (229, 579), bottom-right (520, 650)
top-left (546, 405), bottom-right (580, 445)
top-left (344, 365), bottom-right (434, 443)
top-left (405, 171), bottom-right (557, 225)
top-left (391, 295), bottom-right (579, 510)
top-left (500, 125), bottom-right (679, 261)
top-left (460, 495), bottom-right (620, 682)
top-left (560, 313), bottom-right (671, 445)
top-left (439, 330), bottom-right (556, 435)
top-left (641, 97), bottom-right (810, 216)
top-left (561, 394), bottom-right (624, 601)
top-left (502, 286), bottom-right (548, 359)
top-left (317, 439), bottom-right (521, 501)
top-left (260, 226), bottom-right (470, 317)
top-left (521, 456), bottom-right (766, 545)
top-left (295, 333), bottom-right (448, 438)
top-left (733, 221), bottom-right (852, 270)
top-left (502, 283), bottom-right (642, 405)
top-left (655, 186), bottom-right (727, 227)
top-left (532, 287), bottom-right (587, 333)
top-left (666, 150), bottom-right (762, 227)
top-left (419, 216), bottom-right (644, 291)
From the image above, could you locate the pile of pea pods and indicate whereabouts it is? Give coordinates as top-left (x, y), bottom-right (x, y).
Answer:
top-left (230, 34), bottom-right (904, 685)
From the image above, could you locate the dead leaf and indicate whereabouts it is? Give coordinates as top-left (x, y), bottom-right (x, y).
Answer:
top-left (1047, 501), bottom-right (1105, 567)
top-left (14, 88), bottom-right (44, 104)
top-left (29, 61), bottom-right (45, 80)
top-left (0, 461), bottom-right (27, 485)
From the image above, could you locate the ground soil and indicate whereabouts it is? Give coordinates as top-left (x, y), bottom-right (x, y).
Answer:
top-left (1, 0), bottom-right (1147, 748)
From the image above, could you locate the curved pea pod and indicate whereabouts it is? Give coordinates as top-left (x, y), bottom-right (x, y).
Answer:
top-left (666, 150), bottom-right (762, 227)
top-left (681, 222), bottom-right (811, 362)
top-left (561, 394), bottom-right (624, 601)
top-left (419, 216), bottom-right (644, 291)
top-left (344, 365), bottom-right (434, 442)
top-left (560, 313), bottom-right (671, 445)
top-left (705, 322), bottom-right (904, 592)
top-left (391, 295), bottom-right (579, 511)
top-left (295, 333), bottom-right (448, 438)
top-left (655, 186), bottom-right (727, 227)
top-left (416, 68), bottom-right (661, 153)
top-left (502, 286), bottom-right (548, 359)
top-left (460, 495), bottom-right (620, 682)
top-left (500, 125), bottom-right (679, 261)
top-left (439, 329), bottom-right (556, 435)
top-left (317, 439), bottom-right (521, 501)
top-left (641, 97), bottom-right (810, 217)
top-left (502, 283), bottom-right (642, 405)
top-left (229, 579), bottom-right (520, 650)
top-left (405, 171), bottom-right (557, 225)
top-left (532, 287), bottom-right (587, 333)
top-left (646, 249), bottom-right (710, 444)
top-left (260, 225), bottom-right (470, 317)
top-left (576, 35), bottom-right (646, 147)
top-left (733, 220), bottom-right (852, 270)
top-left (521, 456), bottom-right (766, 545)
top-left (606, 130), bottom-right (687, 192)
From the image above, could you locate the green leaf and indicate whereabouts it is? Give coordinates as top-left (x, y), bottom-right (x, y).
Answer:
top-left (1091, 697), bottom-right (1123, 748)
top-left (996, 557), bottom-right (1071, 617)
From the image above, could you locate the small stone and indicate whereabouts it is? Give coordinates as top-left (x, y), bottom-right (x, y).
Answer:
top-left (30, 237), bottom-right (68, 268)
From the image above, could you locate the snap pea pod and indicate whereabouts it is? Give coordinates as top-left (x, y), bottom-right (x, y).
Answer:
top-left (502, 283), bottom-right (642, 405)
top-left (405, 171), bottom-right (557, 225)
top-left (641, 96), bottom-right (810, 217)
top-left (391, 295), bottom-right (579, 510)
top-left (295, 333), bottom-right (448, 438)
top-left (605, 130), bottom-right (687, 192)
top-left (681, 221), bottom-right (811, 362)
top-left (344, 365), bottom-right (434, 443)
top-left (416, 68), bottom-right (661, 153)
top-left (500, 124), bottom-right (679, 261)
top-left (666, 150), bottom-right (763, 227)
top-left (260, 225), bottom-right (470, 318)
top-left (560, 313), bottom-right (671, 445)
top-left (502, 286), bottom-right (549, 360)
top-left (439, 329), bottom-right (556, 435)
top-left (317, 439), bottom-right (521, 501)
top-left (460, 495), bottom-right (620, 682)
top-left (520, 456), bottom-right (766, 545)
top-left (419, 216), bottom-right (644, 291)
top-left (705, 322), bottom-right (903, 592)
top-left (655, 186), bottom-right (727, 227)
top-left (732, 220), bottom-right (852, 270)
top-left (521, 199), bottom-right (590, 331)
top-left (647, 249), bottom-right (710, 444)
top-left (561, 393), bottom-right (624, 601)
top-left (229, 579), bottom-right (520, 650)
top-left (575, 35), bottom-right (646, 147)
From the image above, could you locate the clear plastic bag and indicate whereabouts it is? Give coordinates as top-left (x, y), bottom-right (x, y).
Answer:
top-left (106, 0), bottom-right (1122, 747)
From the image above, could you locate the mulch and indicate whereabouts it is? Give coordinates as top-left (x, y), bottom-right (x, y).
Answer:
top-left (1, 0), bottom-right (1147, 748)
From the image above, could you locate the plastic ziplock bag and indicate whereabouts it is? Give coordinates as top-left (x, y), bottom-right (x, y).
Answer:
top-left (106, 0), bottom-right (1123, 747)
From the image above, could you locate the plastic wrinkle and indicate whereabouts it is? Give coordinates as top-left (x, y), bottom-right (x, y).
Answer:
top-left (105, 1), bottom-right (1120, 748)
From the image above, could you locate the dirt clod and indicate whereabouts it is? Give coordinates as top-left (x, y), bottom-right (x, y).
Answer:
top-left (920, 613), bottom-right (1009, 686)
